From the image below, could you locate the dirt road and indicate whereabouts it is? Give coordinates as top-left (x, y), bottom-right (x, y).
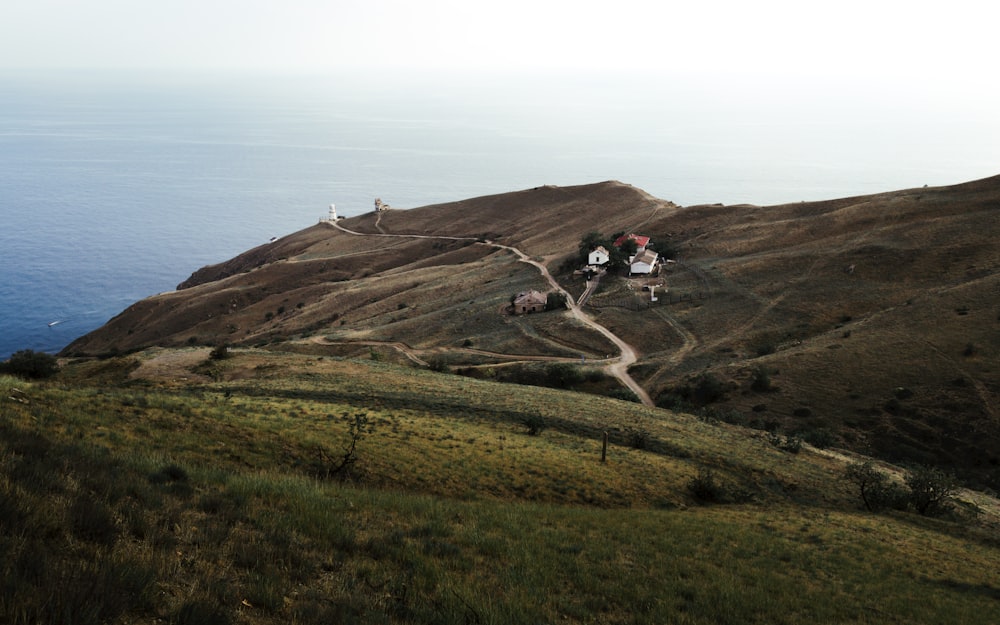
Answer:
top-left (328, 220), bottom-right (654, 407)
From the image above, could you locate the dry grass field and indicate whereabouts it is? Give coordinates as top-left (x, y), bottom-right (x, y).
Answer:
top-left (3, 350), bottom-right (1000, 624)
top-left (61, 175), bottom-right (1000, 487)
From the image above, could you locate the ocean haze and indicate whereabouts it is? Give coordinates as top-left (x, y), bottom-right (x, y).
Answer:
top-left (2, 69), bottom-right (997, 358)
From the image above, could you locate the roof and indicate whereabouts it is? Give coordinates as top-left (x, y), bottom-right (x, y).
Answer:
top-left (614, 233), bottom-right (650, 249)
top-left (591, 245), bottom-right (609, 255)
top-left (514, 290), bottom-right (548, 306)
top-left (631, 249), bottom-right (659, 266)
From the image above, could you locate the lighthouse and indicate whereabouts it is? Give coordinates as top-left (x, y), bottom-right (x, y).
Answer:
top-left (328, 204), bottom-right (338, 221)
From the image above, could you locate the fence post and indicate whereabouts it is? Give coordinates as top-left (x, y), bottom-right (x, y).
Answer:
top-left (601, 431), bottom-right (608, 463)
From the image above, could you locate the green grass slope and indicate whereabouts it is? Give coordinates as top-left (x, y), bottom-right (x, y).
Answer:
top-left (2, 352), bottom-right (999, 624)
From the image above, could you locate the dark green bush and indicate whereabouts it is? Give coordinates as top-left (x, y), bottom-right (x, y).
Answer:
top-left (0, 349), bottom-right (59, 379)
top-left (797, 428), bottom-right (835, 449)
top-left (750, 366), bottom-right (772, 392)
top-left (688, 468), bottom-right (726, 503)
top-left (905, 465), bottom-right (958, 516)
top-left (692, 373), bottom-right (725, 405)
top-left (521, 414), bottom-right (547, 436)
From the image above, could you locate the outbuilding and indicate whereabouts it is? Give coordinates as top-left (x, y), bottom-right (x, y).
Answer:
top-left (512, 290), bottom-right (548, 314)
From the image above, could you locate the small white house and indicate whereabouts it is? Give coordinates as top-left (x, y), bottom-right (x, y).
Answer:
top-left (629, 249), bottom-right (659, 275)
top-left (588, 246), bottom-right (610, 266)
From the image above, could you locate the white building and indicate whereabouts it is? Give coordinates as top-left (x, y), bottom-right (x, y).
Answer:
top-left (629, 249), bottom-right (659, 275)
top-left (588, 246), bottom-right (610, 266)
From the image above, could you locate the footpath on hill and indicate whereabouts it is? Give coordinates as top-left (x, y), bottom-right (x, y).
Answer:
top-left (328, 220), bottom-right (655, 407)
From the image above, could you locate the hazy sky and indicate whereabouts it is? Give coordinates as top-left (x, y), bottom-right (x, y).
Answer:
top-left (3, 0), bottom-right (996, 89)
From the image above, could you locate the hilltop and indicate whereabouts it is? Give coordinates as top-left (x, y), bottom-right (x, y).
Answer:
top-left (61, 176), bottom-right (1000, 487)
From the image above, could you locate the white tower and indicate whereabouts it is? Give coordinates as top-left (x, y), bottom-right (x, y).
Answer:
top-left (328, 204), bottom-right (338, 221)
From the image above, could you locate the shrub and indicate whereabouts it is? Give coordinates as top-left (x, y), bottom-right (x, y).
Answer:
top-left (626, 428), bottom-right (650, 450)
top-left (607, 388), bottom-right (640, 403)
top-left (209, 344), bottom-right (230, 360)
top-left (0, 349), bottom-right (59, 379)
top-left (690, 373), bottom-right (724, 406)
top-left (312, 413), bottom-right (372, 479)
top-left (755, 343), bottom-right (776, 357)
top-left (160, 464), bottom-right (189, 482)
top-left (655, 392), bottom-right (689, 411)
top-left (545, 292), bottom-right (568, 311)
top-left (845, 461), bottom-right (907, 512)
top-left (750, 366), bottom-right (773, 392)
top-left (521, 414), bottom-right (547, 436)
top-left (797, 427), bottom-right (835, 449)
top-left (688, 467), bottom-right (726, 503)
top-left (544, 363), bottom-right (584, 389)
top-left (769, 434), bottom-right (802, 454)
top-left (905, 465), bottom-right (958, 516)
top-left (427, 358), bottom-right (449, 372)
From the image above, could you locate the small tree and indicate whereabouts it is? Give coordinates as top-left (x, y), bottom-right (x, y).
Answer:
top-left (0, 349), bottom-right (59, 379)
top-left (846, 461), bottom-right (888, 511)
top-left (845, 460), bottom-right (907, 512)
top-left (313, 413), bottom-right (372, 479)
top-left (905, 465), bottom-right (958, 516)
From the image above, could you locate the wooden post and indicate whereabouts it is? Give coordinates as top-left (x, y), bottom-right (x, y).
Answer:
top-left (601, 431), bottom-right (608, 463)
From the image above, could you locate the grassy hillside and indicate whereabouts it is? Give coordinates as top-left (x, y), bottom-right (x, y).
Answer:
top-left (59, 175), bottom-right (1000, 488)
top-left (2, 352), bottom-right (999, 624)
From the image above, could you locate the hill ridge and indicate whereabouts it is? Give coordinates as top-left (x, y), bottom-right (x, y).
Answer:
top-left (61, 174), bottom-right (1000, 487)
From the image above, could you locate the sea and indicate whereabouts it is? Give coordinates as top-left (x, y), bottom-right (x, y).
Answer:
top-left (2, 69), bottom-right (998, 359)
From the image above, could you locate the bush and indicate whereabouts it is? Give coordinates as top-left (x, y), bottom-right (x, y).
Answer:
top-left (905, 465), bottom-right (958, 516)
top-left (607, 388), bottom-right (640, 403)
top-left (626, 428), bottom-right (650, 450)
top-left (750, 366), bottom-right (772, 392)
top-left (769, 434), bottom-right (802, 454)
top-left (655, 392), bottom-right (689, 411)
top-left (845, 461), bottom-right (907, 512)
top-left (544, 363), bottom-right (584, 389)
top-left (209, 344), bottom-right (230, 360)
top-left (692, 373), bottom-right (725, 405)
top-left (521, 414), bottom-right (547, 436)
top-left (545, 292), bottom-right (568, 311)
top-left (688, 467), bottom-right (726, 503)
top-left (0, 349), bottom-right (59, 379)
top-left (798, 427), bottom-right (835, 449)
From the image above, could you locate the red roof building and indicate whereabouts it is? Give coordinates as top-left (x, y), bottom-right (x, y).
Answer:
top-left (613, 233), bottom-right (650, 250)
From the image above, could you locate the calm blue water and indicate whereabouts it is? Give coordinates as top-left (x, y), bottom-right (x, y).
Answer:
top-left (2, 70), bottom-right (998, 358)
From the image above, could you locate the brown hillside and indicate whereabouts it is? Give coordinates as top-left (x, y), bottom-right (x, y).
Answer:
top-left (61, 175), bottom-right (1000, 486)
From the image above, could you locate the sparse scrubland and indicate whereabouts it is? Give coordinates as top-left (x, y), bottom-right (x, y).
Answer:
top-left (2, 351), bottom-right (998, 624)
top-left (12, 175), bottom-right (997, 622)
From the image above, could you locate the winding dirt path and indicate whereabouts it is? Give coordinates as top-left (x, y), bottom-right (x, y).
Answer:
top-left (326, 220), bottom-right (654, 407)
